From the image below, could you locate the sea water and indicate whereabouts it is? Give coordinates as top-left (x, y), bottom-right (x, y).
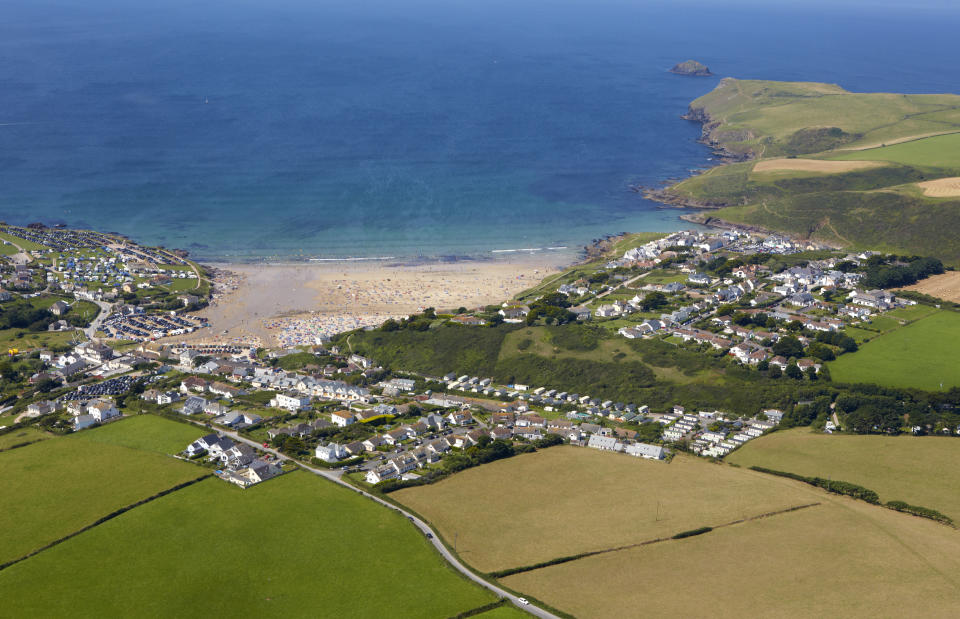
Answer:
top-left (1, 0), bottom-right (958, 261)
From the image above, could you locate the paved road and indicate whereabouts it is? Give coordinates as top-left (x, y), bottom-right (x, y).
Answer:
top-left (203, 424), bottom-right (558, 618)
top-left (83, 300), bottom-right (114, 340)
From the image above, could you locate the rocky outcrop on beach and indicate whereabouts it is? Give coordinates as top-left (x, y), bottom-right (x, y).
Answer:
top-left (669, 60), bottom-right (713, 76)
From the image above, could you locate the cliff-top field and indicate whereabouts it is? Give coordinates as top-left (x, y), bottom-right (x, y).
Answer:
top-left (727, 427), bottom-right (960, 521)
top-left (393, 446), bottom-right (819, 573)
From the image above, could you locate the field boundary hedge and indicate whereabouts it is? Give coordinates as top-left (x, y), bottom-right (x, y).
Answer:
top-left (488, 502), bottom-right (821, 578)
top-left (749, 466), bottom-right (880, 503)
top-left (749, 466), bottom-right (954, 526)
top-left (447, 598), bottom-right (508, 618)
top-left (884, 500), bottom-right (954, 526)
top-left (0, 473), bottom-right (211, 572)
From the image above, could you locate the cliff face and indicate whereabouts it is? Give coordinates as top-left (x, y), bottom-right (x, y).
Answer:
top-left (682, 104), bottom-right (756, 163)
top-left (670, 60), bottom-right (713, 76)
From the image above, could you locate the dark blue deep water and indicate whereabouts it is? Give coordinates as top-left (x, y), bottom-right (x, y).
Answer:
top-left (1, 0), bottom-right (959, 260)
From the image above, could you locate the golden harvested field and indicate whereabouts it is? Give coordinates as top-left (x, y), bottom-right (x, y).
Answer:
top-left (900, 271), bottom-right (960, 302)
top-left (502, 497), bottom-right (960, 618)
top-left (752, 158), bottom-right (883, 174)
top-left (917, 176), bottom-right (960, 197)
top-left (393, 447), bottom-right (818, 572)
top-left (727, 428), bottom-right (960, 521)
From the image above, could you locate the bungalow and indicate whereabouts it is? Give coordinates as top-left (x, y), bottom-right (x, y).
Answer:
top-left (688, 272), bottom-right (711, 286)
top-left (362, 435), bottom-right (386, 451)
top-left (214, 411), bottom-right (262, 429)
top-left (587, 435), bottom-right (623, 451)
top-left (450, 315), bottom-right (486, 326)
top-left (625, 442), bottom-right (665, 460)
top-left (489, 426), bottom-right (513, 441)
top-left (516, 413), bottom-right (546, 428)
top-left (513, 427), bottom-right (543, 441)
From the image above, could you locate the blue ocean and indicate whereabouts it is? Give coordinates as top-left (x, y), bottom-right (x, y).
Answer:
top-left (1, 0), bottom-right (958, 261)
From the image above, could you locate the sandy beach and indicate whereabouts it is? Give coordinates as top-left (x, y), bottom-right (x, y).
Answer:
top-left (173, 256), bottom-right (570, 348)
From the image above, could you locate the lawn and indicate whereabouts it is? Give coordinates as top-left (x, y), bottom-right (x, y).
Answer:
top-left (727, 427), bottom-right (960, 521)
top-left (0, 436), bottom-right (206, 565)
top-left (393, 447), bottom-right (817, 573)
top-left (71, 414), bottom-right (206, 455)
top-left (0, 472), bottom-right (496, 618)
top-left (832, 132), bottom-right (960, 168)
top-left (502, 496), bottom-right (960, 618)
top-left (828, 310), bottom-right (960, 390)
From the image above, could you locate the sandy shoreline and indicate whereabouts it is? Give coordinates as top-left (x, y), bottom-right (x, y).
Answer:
top-left (172, 256), bottom-right (571, 348)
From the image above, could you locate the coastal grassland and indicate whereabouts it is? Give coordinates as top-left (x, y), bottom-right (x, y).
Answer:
top-left (501, 496), bottom-right (960, 618)
top-left (832, 132), bottom-right (960, 168)
top-left (392, 447), bottom-right (819, 573)
top-left (0, 472), bottom-right (496, 618)
top-left (70, 414), bottom-right (206, 454)
top-left (0, 231), bottom-right (48, 251)
top-left (0, 328), bottom-right (83, 354)
top-left (0, 435), bottom-right (206, 565)
top-left (710, 189), bottom-right (960, 265)
top-left (727, 427), bottom-right (960, 521)
top-left (0, 426), bottom-right (52, 450)
top-left (828, 310), bottom-right (960, 390)
top-left (686, 78), bottom-right (960, 157)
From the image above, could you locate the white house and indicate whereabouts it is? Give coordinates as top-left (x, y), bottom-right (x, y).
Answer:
top-left (273, 392), bottom-right (312, 412)
top-left (87, 400), bottom-right (120, 423)
top-left (330, 410), bottom-right (355, 427)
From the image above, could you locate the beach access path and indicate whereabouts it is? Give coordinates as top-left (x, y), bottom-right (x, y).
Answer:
top-left (190, 421), bottom-right (558, 619)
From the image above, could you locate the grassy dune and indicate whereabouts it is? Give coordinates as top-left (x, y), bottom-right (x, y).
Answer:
top-left (0, 473), bottom-right (495, 618)
top-left (727, 427), bottom-right (960, 521)
top-left (394, 447), bottom-right (819, 573)
top-left (502, 497), bottom-right (960, 618)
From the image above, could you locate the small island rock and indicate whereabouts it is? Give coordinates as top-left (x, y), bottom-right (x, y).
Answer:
top-left (670, 60), bottom-right (713, 77)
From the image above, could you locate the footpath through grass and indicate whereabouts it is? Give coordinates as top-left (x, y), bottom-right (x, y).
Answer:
top-left (829, 310), bottom-right (960, 390)
top-left (727, 427), bottom-right (960, 522)
top-left (0, 472), bottom-right (496, 618)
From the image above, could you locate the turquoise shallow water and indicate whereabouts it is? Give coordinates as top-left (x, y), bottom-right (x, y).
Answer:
top-left (1, 0), bottom-right (959, 261)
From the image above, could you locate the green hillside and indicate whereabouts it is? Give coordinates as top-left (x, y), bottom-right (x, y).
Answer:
top-left (664, 79), bottom-right (960, 264)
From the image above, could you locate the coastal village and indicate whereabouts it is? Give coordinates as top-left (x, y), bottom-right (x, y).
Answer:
top-left (1, 221), bottom-right (953, 493)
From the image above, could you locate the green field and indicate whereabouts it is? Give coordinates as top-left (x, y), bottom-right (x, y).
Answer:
top-left (502, 496), bottom-right (960, 618)
top-left (833, 133), bottom-right (960, 168)
top-left (0, 427), bottom-right (52, 451)
top-left (71, 414), bottom-right (206, 454)
top-left (0, 472), bottom-right (496, 617)
top-left (828, 310), bottom-right (960, 390)
top-left (0, 435), bottom-right (206, 565)
top-left (394, 447), bottom-right (819, 573)
top-left (727, 427), bottom-right (960, 521)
